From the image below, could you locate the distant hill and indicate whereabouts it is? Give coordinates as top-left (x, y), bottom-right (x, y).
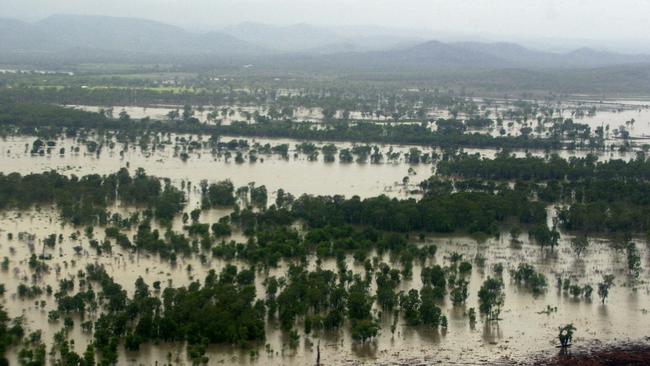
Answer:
top-left (221, 22), bottom-right (421, 53)
top-left (290, 40), bottom-right (650, 71)
top-left (0, 18), bottom-right (53, 51)
top-left (0, 15), bottom-right (264, 56)
top-left (1, 15), bottom-right (650, 72)
top-left (450, 41), bottom-right (650, 68)
top-left (222, 22), bottom-right (342, 52)
top-left (370, 40), bottom-right (512, 69)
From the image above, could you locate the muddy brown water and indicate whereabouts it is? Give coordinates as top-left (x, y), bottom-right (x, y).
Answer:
top-left (0, 133), bottom-right (648, 365)
top-left (70, 100), bottom-right (650, 140)
top-left (1, 205), bottom-right (648, 365)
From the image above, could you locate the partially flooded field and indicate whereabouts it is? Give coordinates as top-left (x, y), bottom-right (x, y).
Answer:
top-left (0, 135), bottom-right (434, 199)
top-left (0, 130), bottom-right (649, 365)
top-left (4, 9), bottom-right (650, 363)
top-left (69, 97), bottom-right (650, 140)
top-left (0, 133), bottom-right (635, 200)
top-left (1, 201), bottom-right (648, 365)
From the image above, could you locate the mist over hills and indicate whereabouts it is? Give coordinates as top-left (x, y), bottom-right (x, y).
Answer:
top-left (221, 22), bottom-right (422, 53)
top-left (0, 15), bottom-right (264, 56)
top-left (2, 14), bottom-right (650, 72)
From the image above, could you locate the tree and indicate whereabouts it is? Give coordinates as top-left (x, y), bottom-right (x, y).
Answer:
top-left (529, 224), bottom-right (560, 250)
top-left (206, 180), bottom-right (236, 206)
top-left (510, 263), bottom-right (547, 295)
top-left (167, 109), bottom-right (179, 121)
top-left (420, 265), bottom-right (446, 299)
top-left (118, 110), bottom-right (130, 121)
top-left (558, 324), bottom-right (576, 347)
top-left (271, 188), bottom-right (290, 209)
top-left (375, 266), bottom-right (400, 310)
top-left (190, 208), bottom-right (201, 223)
top-left (322, 107), bottom-right (337, 122)
top-left (571, 236), bottom-right (589, 257)
top-left (351, 319), bottom-right (379, 343)
top-left (250, 185), bottom-right (268, 209)
top-left (182, 105), bottom-right (194, 121)
top-left (347, 277), bottom-right (374, 321)
top-left (400, 289), bottom-right (421, 325)
top-left (597, 274), bottom-right (615, 303)
top-left (211, 221), bottom-right (231, 237)
top-left (450, 279), bottom-right (469, 305)
top-left (31, 139), bottom-right (44, 154)
top-left (478, 277), bottom-right (505, 321)
top-left (419, 286), bottom-right (442, 327)
top-left (0, 305), bottom-right (23, 364)
top-left (626, 242), bottom-right (642, 279)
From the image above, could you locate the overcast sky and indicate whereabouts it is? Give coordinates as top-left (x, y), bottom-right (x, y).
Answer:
top-left (2, 0), bottom-right (649, 41)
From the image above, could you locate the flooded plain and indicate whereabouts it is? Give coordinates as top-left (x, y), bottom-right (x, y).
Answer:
top-left (69, 97), bottom-right (650, 140)
top-left (0, 132), bottom-right (636, 200)
top-left (1, 201), bottom-right (649, 365)
top-left (1, 107), bottom-right (649, 365)
top-left (0, 135), bottom-right (436, 199)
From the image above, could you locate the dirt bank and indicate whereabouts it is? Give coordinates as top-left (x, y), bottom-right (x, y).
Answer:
top-left (534, 342), bottom-right (650, 366)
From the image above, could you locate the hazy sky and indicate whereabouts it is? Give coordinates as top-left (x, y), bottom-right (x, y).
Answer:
top-left (2, 0), bottom-right (649, 41)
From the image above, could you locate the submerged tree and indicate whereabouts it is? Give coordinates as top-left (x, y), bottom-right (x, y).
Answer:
top-left (570, 236), bottom-right (589, 257)
top-left (597, 274), bottom-right (615, 304)
top-left (478, 277), bottom-right (505, 321)
top-left (558, 324), bottom-right (576, 348)
top-left (0, 305), bottom-right (24, 364)
top-left (529, 224), bottom-right (560, 250)
top-left (626, 242), bottom-right (642, 280)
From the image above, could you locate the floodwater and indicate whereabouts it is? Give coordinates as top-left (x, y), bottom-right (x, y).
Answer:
top-left (0, 132), bottom-right (636, 201)
top-left (69, 99), bottom-right (650, 141)
top-left (68, 105), bottom-right (324, 124)
top-left (1, 203), bottom-right (648, 365)
top-left (0, 135), bottom-right (438, 199)
top-left (0, 118), bottom-right (649, 364)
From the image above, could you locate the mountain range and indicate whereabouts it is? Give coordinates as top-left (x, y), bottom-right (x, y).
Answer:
top-left (0, 15), bottom-right (263, 56)
top-left (2, 14), bottom-right (650, 71)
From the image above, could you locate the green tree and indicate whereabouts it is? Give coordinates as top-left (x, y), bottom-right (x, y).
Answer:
top-left (478, 277), bottom-right (505, 321)
top-left (597, 274), bottom-right (615, 303)
top-left (571, 236), bottom-right (589, 257)
top-left (558, 324), bottom-right (576, 347)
